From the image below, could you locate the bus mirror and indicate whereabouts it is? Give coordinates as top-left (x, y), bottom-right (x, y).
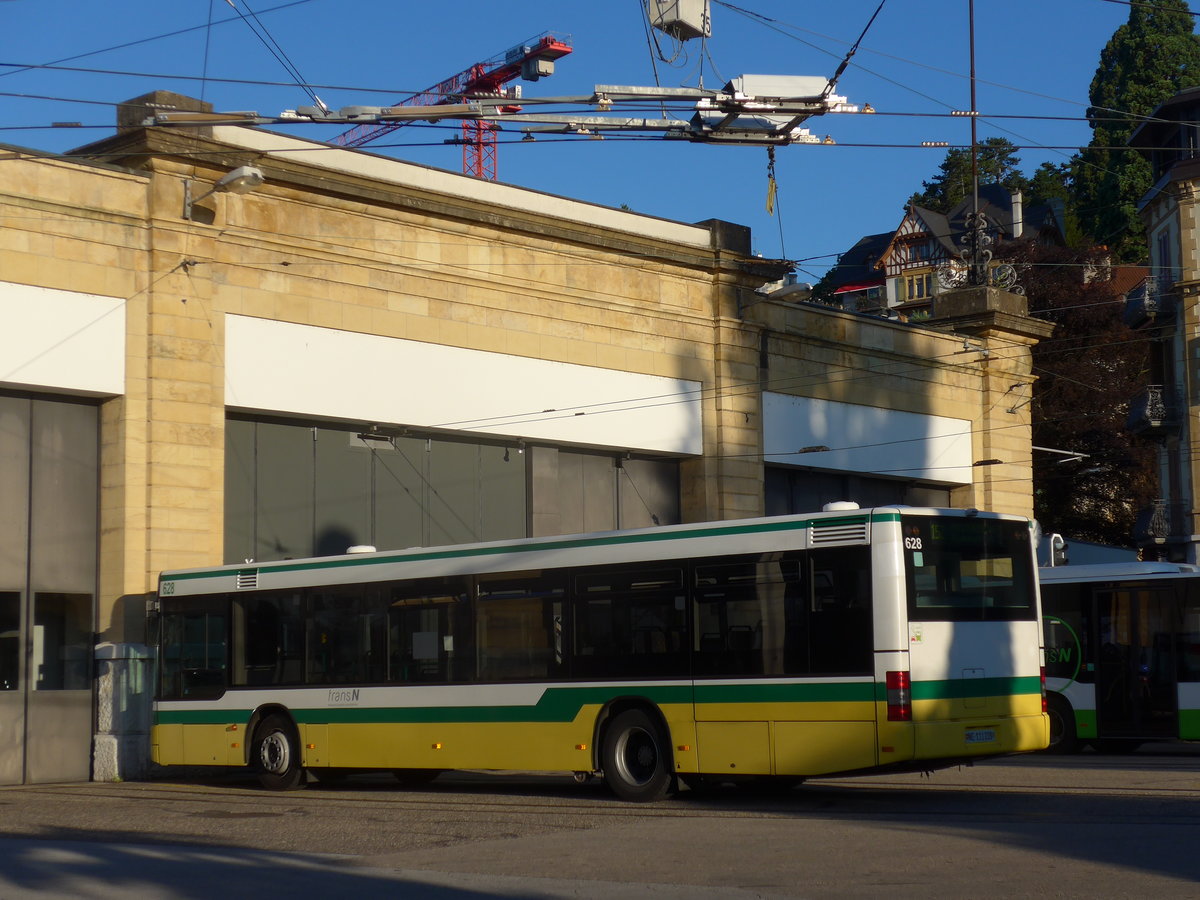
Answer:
top-left (1049, 534), bottom-right (1068, 567)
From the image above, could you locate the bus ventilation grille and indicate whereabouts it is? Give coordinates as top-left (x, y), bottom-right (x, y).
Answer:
top-left (235, 571), bottom-right (259, 590)
top-left (810, 522), bottom-right (869, 546)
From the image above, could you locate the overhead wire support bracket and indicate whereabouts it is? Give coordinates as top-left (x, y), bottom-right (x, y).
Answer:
top-left (142, 75), bottom-right (857, 148)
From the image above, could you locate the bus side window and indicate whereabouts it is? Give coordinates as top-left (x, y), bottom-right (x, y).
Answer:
top-left (307, 587), bottom-right (365, 685)
top-left (476, 573), bottom-right (566, 682)
top-left (232, 592), bottom-right (304, 687)
top-left (808, 547), bottom-right (873, 675)
top-left (387, 578), bottom-right (472, 684)
top-left (1179, 582), bottom-right (1200, 683)
top-left (572, 565), bottom-right (686, 678)
top-left (694, 553), bottom-right (800, 677)
top-left (1043, 584), bottom-right (1092, 684)
top-left (159, 598), bottom-right (228, 699)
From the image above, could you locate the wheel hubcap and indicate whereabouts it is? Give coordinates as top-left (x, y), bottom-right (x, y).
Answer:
top-left (616, 727), bottom-right (657, 785)
top-left (260, 731), bottom-right (290, 774)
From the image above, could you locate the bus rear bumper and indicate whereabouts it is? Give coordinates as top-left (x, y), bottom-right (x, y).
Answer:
top-left (915, 712), bottom-right (1049, 759)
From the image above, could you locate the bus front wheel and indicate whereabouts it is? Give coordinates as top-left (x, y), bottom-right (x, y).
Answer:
top-left (601, 708), bottom-right (674, 802)
top-left (254, 714), bottom-right (305, 790)
top-left (1045, 693), bottom-right (1078, 754)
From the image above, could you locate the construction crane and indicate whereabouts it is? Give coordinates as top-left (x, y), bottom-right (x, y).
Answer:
top-left (332, 32), bottom-right (573, 181)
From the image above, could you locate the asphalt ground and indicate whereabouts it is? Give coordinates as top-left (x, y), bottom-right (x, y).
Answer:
top-left (1, 744), bottom-right (1199, 898)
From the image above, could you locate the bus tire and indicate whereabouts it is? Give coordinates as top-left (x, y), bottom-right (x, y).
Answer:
top-left (1045, 693), bottom-right (1078, 754)
top-left (254, 714), bottom-right (305, 790)
top-left (601, 708), bottom-right (674, 802)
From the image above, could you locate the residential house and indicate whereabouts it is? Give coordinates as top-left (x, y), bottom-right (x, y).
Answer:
top-left (1128, 87), bottom-right (1200, 561)
top-left (825, 184), bottom-right (1066, 318)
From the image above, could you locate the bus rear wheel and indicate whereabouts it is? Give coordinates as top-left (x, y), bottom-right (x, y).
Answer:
top-left (1045, 693), bottom-right (1078, 754)
top-left (601, 708), bottom-right (674, 802)
top-left (254, 714), bottom-right (305, 790)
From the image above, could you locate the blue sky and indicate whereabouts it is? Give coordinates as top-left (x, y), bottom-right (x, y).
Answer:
top-left (1, 1), bottom-right (1153, 280)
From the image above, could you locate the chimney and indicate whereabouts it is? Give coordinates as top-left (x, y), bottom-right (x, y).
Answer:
top-left (1011, 190), bottom-right (1024, 239)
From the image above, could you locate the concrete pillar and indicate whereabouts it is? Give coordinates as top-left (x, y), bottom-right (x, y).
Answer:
top-left (93, 642), bottom-right (154, 781)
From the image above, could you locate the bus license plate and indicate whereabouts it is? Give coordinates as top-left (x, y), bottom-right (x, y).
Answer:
top-left (965, 728), bottom-right (996, 744)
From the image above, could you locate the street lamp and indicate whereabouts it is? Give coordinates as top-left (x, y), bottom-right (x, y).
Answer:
top-left (183, 165), bottom-right (265, 220)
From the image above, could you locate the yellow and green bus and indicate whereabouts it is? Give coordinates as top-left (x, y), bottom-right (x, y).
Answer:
top-left (152, 505), bottom-right (1048, 800)
top-left (1040, 561), bottom-right (1200, 752)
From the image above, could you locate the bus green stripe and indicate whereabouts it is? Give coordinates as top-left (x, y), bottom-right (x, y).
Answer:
top-left (162, 513), bottom-right (893, 583)
top-left (695, 682), bottom-right (874, 704)
top-left (154, 673), bottom-right (1039, 728)
top-left (156, 682), bottom-right (863, 726)
top-left (908, 675), bottom-right (1042, 701)
top-left (1180, 708), bottom-right (1200, 741)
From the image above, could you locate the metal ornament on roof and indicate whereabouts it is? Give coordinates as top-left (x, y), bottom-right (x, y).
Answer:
top-left (935, 209), bottom-right (1024, 294)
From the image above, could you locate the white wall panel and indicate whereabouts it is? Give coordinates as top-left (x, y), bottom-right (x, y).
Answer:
top-left (763, 393), bottom-right (972, 485)
top-left (0, 283), bottom-right (125, 396)
top-left (224, 316), bottom-right (703, 455)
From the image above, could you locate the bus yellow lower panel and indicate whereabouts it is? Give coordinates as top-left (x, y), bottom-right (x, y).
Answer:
top-left (695, 722), bottom-right (771, 775)
top-left (324, 721), bottom-right (594, 772)
top-left (915, 692), bottom-right (1045, 722)
top-left (773, 721), bottom-right (877, 775)
top-left (915, 712), bottom-right (1048, 760)
top-left (151, 723), bottom-right (183, 766)
top-left (301, 724), bottom-right (329, 766)
top-left (176, 723), bottom-right (242, 766)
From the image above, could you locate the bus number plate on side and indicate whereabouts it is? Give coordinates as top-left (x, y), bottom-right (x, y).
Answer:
top-left (965, 728), bottom-right (996, 744)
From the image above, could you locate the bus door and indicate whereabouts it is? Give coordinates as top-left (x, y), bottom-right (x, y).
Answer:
top-left (1095, 588), bottom-right (1178, 738)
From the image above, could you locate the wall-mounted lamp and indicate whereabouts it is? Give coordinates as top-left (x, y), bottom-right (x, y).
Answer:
top-left (183, 165), bottom-right (266, 220)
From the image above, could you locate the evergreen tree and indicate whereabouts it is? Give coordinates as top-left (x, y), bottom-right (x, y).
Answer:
top-left (908, 138), bottom-right (1028, 214)
top-left (1074, 1), bottom-right (1200, 262)
top-left (1026, 161), bottom-right (1084, 247)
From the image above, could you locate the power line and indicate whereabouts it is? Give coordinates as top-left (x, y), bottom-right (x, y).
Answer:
top-left (0, 0), bottom-right (320, 82)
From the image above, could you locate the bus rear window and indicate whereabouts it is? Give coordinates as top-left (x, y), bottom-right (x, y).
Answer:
top-left (903, 515), bottom-right (1036, 622)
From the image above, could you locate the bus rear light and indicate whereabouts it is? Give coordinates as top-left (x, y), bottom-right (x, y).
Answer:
top-left (1040, 666), bottom-right (1047, 713)
top-left (886, 670), bottom-right (911, 722)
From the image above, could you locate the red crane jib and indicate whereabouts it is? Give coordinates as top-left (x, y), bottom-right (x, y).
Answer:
top-left (333, 34), bottom-right (572, 150)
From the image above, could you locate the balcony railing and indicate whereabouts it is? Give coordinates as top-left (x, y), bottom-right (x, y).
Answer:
top-left (1123, 277), bottom-right (1176, 330)
top-left (1133, 499), bottom-right (1189, 547)
top-left (1126, 384), bottom-right (1179, 437)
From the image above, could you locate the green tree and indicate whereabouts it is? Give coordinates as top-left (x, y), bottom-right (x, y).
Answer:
top-left (1009, 243), bottom-right (1157, 545)
top-left (1026, 161), bottom-right (1085, 247)
top-left (1073, 0), bottom-right (1200, 262)
top-left (908, 138), bottom-right (1028, 214)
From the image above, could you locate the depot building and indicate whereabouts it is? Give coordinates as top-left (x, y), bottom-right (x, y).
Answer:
top-left (0, 92), bottom-right (1051, 784)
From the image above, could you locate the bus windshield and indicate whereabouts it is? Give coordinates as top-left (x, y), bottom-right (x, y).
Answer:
top-left (903, 515), bottom-right (1036, 622)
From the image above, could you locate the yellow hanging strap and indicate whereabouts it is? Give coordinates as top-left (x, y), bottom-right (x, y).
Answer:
top-left (766, 146), bottom-right (777, 216)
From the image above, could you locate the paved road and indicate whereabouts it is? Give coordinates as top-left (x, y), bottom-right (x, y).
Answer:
top-left (1, 745), bottom-right (1199, 898)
